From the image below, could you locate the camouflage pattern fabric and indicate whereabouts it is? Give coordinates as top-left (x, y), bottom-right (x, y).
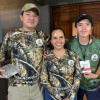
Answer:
top-left (0, 28), bottom-right (49, 86)
top-left (67, 36), bottom-right (100, 91)
top-left (41, 49), bottom-right (81, 100)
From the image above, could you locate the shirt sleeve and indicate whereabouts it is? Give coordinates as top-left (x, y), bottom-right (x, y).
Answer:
top-left (67, 55), bottom-right (81, 100)
top-left (0, 33), bottom-right (12, 64)
top-left (43, 32), bottom-right (50, 50)
top-left (40, 60), bottom-right (61, 100)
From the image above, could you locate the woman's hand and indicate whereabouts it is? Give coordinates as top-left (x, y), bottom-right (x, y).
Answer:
top-left (84, 72), bottom-right (98, 79)
top-left (43, 50), bottom-right (50, 59)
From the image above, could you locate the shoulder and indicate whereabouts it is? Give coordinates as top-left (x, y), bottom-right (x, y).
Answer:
top-left (65, 49), bottom-right (78, 62)
top-left (66, 49), bottom-right (76, 54)
top-left (37, 31), bottom-right (50, 47)
top-left (66, 49), bottom-right (77, 58)
top-left (6, 28), bottom-right (21, 36)
top-left (37, 31), bottom-right (49, 38)
top-left (92, 37), bottom-right (100, 47)
top-left (3, 28), bottom-right (21, 40)
top-left (93, 37), bottom-right (100, 42)
top-left (67, 36), bottom-right (78, 44)
top-left (66, 36), bottom-right (78, 49)
top-left (5, 28), bottom-right (25, 40)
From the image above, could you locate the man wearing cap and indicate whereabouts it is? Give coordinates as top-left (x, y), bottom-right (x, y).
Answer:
top-left (67, 14), bottom-right (100, 100)
top-left (0, 3), bottom-right (49, 100)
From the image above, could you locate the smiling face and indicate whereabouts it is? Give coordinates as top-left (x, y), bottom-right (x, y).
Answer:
top-left (20, 10), bottom-right (39, 31)
top-left (51, 29), bottom-right (65, 50)
top-left (76, 19), bottom-right (93, 38)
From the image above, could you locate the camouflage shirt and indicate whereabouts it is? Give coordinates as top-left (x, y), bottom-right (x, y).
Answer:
top-left (41, 49), bottom-right (81, 100)
top-left (67, 36), bottom-right (100, 91)
top-left (0, 28), bottom-right (49, 86)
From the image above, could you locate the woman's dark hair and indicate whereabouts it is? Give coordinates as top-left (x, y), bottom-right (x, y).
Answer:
top-left (48, 28), bottom-right (67, 49)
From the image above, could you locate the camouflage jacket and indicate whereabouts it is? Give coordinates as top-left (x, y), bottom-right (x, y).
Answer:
top-left (41, 49), bottom-right (81, 100)
top-left (0, 28), bottom-right (49, 86)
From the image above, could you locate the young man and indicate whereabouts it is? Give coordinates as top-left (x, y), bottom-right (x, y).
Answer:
top-left (0, 3), bottom-right (49, 100)
top-left (67, 14), bottom-right (100, 100)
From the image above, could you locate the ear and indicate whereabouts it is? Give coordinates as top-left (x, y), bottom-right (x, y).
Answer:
top-left (91, 27), bottom-right (93, 31)
top-left (20, 14), bottom-right (23, 22)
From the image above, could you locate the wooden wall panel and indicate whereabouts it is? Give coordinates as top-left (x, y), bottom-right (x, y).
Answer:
top-left (79, 2), bottom-right (100, 22)
top-left (52, 5), bottom-right (79, 22)
top-left (51, 4), bottom-right (79, 38)
top-left (93, 22), bottom-right (100, 38)
top-left (51, 1), bottom-right (100, 38)
top-left (54, 21), bottom-right (72, 38)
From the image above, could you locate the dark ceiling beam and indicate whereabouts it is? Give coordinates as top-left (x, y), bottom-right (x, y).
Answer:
top-left (34, 0), bottom-right (100, 6)
top-left (33, 0), bottom-right (46, 6)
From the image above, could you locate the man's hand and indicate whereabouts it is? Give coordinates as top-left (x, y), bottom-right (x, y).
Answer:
top-left (59, 97), bottom-right (69, 100)
top-left (63, 98), bottom-right (69, 100)
top-left (84, 72), bottom-right (98, 79)
top-left (0, 69), bottom-right (5, 78)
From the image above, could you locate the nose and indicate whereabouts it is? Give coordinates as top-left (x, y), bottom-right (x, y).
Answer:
top-left (30, 15), bottom-right (34, 20)
top-left (82, 24), bottom-right (86, 30)
top-left (56, 38), bottom-right (61, 42)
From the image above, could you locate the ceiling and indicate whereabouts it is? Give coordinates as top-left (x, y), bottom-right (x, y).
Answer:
top-left (34, 0), bottom-right (100, 6)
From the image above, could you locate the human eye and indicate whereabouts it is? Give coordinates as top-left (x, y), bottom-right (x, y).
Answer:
top-left (60, 36), bottom-right (64, 39)
top-left (25, 13), bottom-right (30, 16)
top-left (34, 15), bottom-right (38, 17)
top-left (78, 23), bottom-right (82, 26)
top-left (53, 37), bottom-right (57, 39)
top-left (86, 23), bottom-right (90, 26)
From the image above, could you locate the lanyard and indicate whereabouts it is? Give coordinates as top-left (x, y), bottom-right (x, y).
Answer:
top-left (78, 35), bottom-right (90, 61)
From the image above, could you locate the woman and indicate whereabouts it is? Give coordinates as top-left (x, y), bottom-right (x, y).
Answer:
top-left (41, 28), bottom-right (81, 100)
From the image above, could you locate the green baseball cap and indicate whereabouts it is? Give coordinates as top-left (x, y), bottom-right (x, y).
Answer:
top-left (21, 3), bottom-right (40, 15)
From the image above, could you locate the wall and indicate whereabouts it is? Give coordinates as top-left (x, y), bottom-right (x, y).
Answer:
top-left (0, 0), bottom-right (37, 11)
top-left (37, 5), bottom-right (50, 34)
top-left (0, 9), bottom-right (22, 39)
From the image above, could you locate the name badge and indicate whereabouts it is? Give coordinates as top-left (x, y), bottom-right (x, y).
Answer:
top-left (80, 60), bottom-right (91, 73)
top-left (68, 60), bottom-right (74, 67)
top-left (36, 39), bottom-right (43, 46)
top-left (91, 54), bottom-right (98, 61)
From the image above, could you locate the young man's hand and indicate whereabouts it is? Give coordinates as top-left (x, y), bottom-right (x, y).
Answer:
top-left (84, 72), bottom-right (98, 79)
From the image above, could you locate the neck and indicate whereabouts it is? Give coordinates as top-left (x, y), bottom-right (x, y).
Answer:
top-left (79, 35), bottom-right (91, 45)
top-left (53, 48), bottom-right (65, 58)
top-left (21, 27), bottom-right (35, 32)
